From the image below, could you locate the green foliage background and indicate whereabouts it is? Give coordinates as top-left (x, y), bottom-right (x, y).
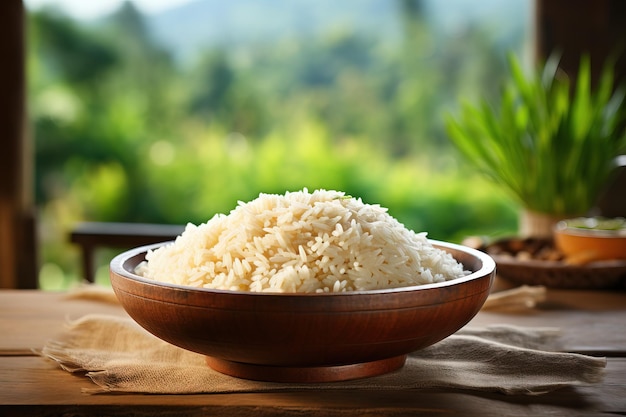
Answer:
top-left (28, 2), bottom-right (522, 288)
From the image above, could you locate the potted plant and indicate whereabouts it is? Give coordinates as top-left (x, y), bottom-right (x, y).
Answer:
top-left (445, 54), bottom-right (626, 238)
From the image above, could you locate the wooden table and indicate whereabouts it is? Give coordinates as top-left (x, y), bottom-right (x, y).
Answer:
top-left (1, 285), bottom-right (625, 416)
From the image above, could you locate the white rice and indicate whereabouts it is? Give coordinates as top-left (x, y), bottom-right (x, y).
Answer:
top-left (137, 189), bottom-right (470, 293)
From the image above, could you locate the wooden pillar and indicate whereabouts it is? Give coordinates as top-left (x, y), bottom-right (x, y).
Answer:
top-left (535, 0), bottom-right (626, 217)
top-left (0, 1), bottom-right (38, 289)
top-left (535, 0), bottom-right (626, 86)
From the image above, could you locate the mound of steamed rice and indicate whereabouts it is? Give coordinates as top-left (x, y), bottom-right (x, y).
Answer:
top-left (137, 189), bottom-right (470, 293)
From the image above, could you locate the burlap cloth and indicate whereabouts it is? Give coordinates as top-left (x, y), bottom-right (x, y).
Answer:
top-left (40, 285), bottom-right (606, 395)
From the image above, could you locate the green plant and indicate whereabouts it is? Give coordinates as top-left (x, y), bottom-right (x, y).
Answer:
top-left (445, 53), bottom-right (626, 217)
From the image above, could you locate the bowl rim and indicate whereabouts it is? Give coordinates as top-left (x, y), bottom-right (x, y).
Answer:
top-left (555, 217), bottom-right (626, 238)
top-left (110, 239), bottom-right (495, 297)
top-left (555, 228), bottom-right (626, 238)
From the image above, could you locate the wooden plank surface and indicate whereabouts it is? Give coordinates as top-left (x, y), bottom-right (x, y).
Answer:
top-left (0, 290), bottom-right (126, 354)
top-left (1, 356), bottom-right (624, 416)
top-left (1, 288), bottom-right (625, 416)
top-left (472, 292), bottom-right (626, 355)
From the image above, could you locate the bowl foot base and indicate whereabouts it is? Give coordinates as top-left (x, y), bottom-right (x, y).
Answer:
top-left (205, 354), bottom-right (407, 383)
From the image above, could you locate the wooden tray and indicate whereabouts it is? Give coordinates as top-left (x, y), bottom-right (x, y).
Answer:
top-left (474, 237), bottom-right (626, 290)
top-left (492, 255), bottom-right (626, 290)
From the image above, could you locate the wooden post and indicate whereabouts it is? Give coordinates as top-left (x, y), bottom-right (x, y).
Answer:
top-left (535, 0), bottom-right (626, 86)
top-left (0, 1), bottom-right (38, 289)
top-left (535, 0), bottom-right (626, 218)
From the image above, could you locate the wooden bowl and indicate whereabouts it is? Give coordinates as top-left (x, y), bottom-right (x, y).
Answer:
top-left (109, 240), bottom-right (495, 383)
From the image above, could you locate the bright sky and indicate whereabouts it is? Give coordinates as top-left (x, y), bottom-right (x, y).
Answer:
top-left (23, 0), bottom-right (192, 19)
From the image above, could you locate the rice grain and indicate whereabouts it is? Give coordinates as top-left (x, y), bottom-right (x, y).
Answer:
top-left (140, 189), bottom-right (469, 292)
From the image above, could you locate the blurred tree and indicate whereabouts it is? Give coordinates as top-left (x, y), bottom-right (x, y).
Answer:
top-left (30, 2), bottom-right (180, 223)
top-left (100, 1), bottom-right (180, 131)
top-left (30, 9), bottom-right (119, 86)
top-left (187, 49), bottom-right (267, 135)
top-left (30, 9), bottom-right (120, 205)
top-left (188, 51), bottom-right (234, 116)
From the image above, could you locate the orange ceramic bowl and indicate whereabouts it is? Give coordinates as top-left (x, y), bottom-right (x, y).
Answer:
top-left (110, 240), bottom-right (495, 383)
top-left (555, 218), bottom-right (626, 264)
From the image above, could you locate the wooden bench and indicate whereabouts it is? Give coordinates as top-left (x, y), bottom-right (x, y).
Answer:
top-left (70, 222), bottom-right (185, 283)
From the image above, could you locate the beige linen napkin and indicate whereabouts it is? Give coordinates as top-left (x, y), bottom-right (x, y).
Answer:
top-left (40, 311), bottom-right (605, 395)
